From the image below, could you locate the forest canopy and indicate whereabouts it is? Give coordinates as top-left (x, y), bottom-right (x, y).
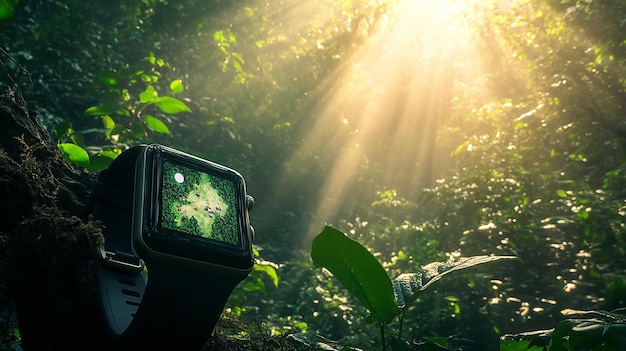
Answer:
top-left (1, 0), bottom-right (625, 350)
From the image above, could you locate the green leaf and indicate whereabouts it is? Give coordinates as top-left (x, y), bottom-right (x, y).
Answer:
top-left (102, 115), bottom-right (115, 130)
top-left (141, 73), bottom-right (154, 83)
top-left (392, 255), bottom-right (520, 309)
top-left (58, 143), bottom-right (90, 167)
top-left (54, 120), bottom-right (71, 137)
top-left (70, 132), bottom-right (85, 147)
top-left (568, 321), bottom-right (604, 349)
top-left (94, 70), bottom-right (119, 86)
top-left (144, 115), bottom-right (170, 134)
top-left (254, 263), bottom-right (279, 288)
top-left (604, 323), bottom-right (626, 348)
top-left (293, 321), bottom-right (308, 332)
top-left (107, 124), bottom-right (128, 139)
top-left (155, 96), bottom-right (192, 114)
top-left (170, 79), bottom-right (184, 94)
top-left (232, 51), bottom-right (245, 64)
top-left (556, 189), bottom-right (567, 198)
top-left (425, 336), bottom-right (448, 348)
top-left (549, 319), bottom-right (578, 351)
top-left (311, 226), bottom-right (398, 324)
top-left (139, 85), bottom-right (158, 104)
top-left (241, 275), bottom-right (265, 292)
top-left (115, 108), bottom-right (131, 117)
top-left (501, 328), bottom-right (553, 349)
top-left (84, 104), bottom-right (117, 117)
top-left (214, 30), bottom-right (225, 43)
top-left (131, 123), bottom-right (144, 139)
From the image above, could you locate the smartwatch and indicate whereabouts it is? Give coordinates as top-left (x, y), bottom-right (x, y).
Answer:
top-left (91, 144), bottom-right (254, 350)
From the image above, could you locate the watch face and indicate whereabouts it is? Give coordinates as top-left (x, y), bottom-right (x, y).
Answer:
top-left (138, 145), bottom-right (253, 270)
top-left (161, 159), bottom-right (240, 246)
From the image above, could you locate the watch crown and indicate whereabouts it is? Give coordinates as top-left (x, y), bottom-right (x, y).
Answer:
top-left (246, 194), bottom-right (255, 212)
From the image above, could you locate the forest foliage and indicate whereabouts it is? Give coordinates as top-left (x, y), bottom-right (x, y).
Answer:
top-left (1, 0), bottom-right (625, 350)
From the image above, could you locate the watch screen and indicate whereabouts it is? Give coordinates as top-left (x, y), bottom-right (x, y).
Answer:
top-left (160, 159), bottom-right (240, 245)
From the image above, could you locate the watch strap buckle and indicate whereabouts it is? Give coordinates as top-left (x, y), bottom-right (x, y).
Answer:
top-left (98, 246), bottom-right (145, 273)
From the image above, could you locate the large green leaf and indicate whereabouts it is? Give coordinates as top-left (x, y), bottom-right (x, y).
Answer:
top-left (392, 255), bottom-right (520, 309)
top-left (155, 96), bottom-right (191, 114)
top-left (311, 226), bottom-right (398, 324)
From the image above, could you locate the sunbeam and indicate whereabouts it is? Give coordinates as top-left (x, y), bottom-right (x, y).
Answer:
top-left (272, 0), bottom-right (487, 239)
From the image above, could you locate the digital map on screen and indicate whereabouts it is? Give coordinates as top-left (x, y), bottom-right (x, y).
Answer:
top-left (161, 160), bottom-right (239, 245)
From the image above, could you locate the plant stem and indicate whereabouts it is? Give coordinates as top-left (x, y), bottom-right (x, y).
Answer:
top-left (380, 322), bottom-right (386, 351)
top-left (398, 310), bottom-right (406, 340)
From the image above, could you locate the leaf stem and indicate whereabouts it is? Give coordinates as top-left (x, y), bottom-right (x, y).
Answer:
top-left (398, 309), bottom-right (406, 340)
top-left (380, 322), bottom-right (386, 351)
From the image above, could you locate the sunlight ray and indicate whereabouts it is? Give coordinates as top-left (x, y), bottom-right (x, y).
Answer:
top-left (271, 0), bottom-right (488, 241)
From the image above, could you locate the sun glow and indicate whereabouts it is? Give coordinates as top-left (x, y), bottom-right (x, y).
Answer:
top-left (271, 0), bottom-right (488, 239)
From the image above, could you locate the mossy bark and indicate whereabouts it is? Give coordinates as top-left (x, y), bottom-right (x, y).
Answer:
top-left (0, 89), bottom-right (104, 350)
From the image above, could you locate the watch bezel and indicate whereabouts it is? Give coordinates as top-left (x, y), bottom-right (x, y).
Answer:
top-left (132, 145), bottom-right (254, 271)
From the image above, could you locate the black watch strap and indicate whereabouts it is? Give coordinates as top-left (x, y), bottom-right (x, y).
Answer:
top-left (95, 258), bottom-right (237, 350)
top-left (91, 146), bottom-right (240, 350)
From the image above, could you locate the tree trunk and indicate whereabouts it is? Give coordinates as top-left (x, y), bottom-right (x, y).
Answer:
top-left (0, 89), bottom-right (103, 350)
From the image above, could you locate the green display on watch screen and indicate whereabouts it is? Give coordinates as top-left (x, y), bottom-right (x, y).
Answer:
top-left (160, 159), bottom-right (240, 245)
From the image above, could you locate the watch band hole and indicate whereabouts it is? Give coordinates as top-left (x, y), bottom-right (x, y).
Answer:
top-left (118, 277), bottom-right (136, 286)
top-left (125, 300), bottom-right (140, 307)
top-left (121, 288), bottom-right (141, 298)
